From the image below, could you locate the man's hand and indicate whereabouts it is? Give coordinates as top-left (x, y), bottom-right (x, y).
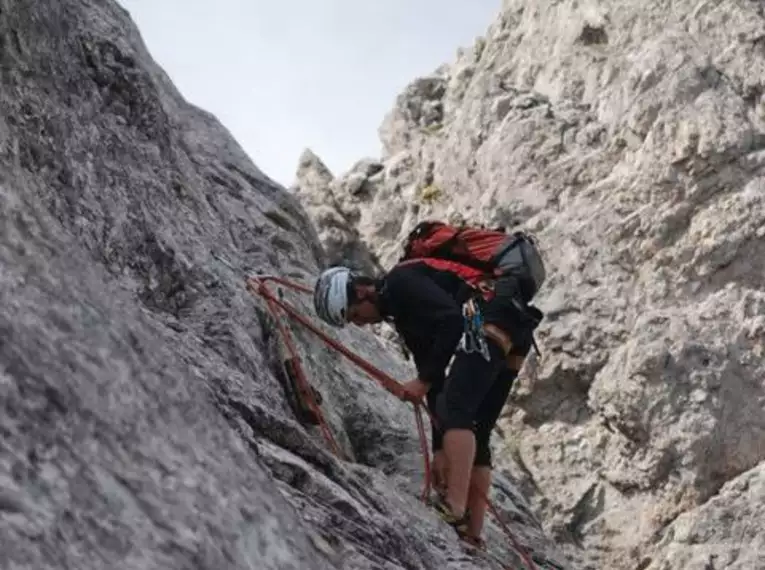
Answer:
top-left (400, 378), bottom-right (430, 402)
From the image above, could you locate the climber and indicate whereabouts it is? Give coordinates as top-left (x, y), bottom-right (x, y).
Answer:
top-left (312, 261), bottom-right (539, 548)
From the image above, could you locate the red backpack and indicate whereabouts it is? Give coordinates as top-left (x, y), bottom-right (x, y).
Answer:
top-left (398, 220), bottom-right (547, 302)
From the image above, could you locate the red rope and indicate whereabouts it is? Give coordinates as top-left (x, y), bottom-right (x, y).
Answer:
top-left (246, 274), bottom-right (538, 570)
top-left (248, 276), bottom-right (409, 400)
top-left (414, 404), bottom-right (432, 503)
top-left (262, 294), bottom-right (344, 459)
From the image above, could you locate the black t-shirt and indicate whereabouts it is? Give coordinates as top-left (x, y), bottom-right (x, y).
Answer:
top-left (377, 261), bottom-right (474, 386)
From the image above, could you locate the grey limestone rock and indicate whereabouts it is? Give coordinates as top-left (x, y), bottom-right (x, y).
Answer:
top-left (0, 1), bottom-right (558, 570)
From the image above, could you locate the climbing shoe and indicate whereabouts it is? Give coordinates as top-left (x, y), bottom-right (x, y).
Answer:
top-left (458, 533), bottom-right (486, 552)
top-left (426, 487), bottom-right (447, 508)
top-left (432, 495), bottom-right (470, 535)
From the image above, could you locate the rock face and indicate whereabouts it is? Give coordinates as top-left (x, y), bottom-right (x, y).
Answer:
top-left (646, 462), bottom-right (765, 570)
top-left (294, 1), bottom-right (765, 569)
top-left (292, 149), bottom-right (383, 276)
top-left (0, 1), bottom-right (563, 570)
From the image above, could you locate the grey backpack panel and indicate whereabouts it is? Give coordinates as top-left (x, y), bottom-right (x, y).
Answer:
top-left (494, 233), bottom-right (547, 298)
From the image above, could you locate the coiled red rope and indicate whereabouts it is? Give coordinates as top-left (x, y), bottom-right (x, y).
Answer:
top-left (246, 274), bottom-right (539, 570)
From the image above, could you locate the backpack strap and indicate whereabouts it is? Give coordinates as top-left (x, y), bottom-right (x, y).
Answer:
top-left (530, 334), bottom-right (541, 357)
top-left (509, 298), bottom-right (543, 356)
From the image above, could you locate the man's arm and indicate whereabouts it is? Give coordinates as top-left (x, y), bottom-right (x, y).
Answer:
top-left (385, 266), bottom-right (465, 386)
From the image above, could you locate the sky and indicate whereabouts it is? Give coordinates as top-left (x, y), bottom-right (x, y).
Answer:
top-left (117, 0), bottom-right (501, 187)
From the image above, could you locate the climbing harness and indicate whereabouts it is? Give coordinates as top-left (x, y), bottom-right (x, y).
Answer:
top-left (245, 272), bottom-right (542, 570)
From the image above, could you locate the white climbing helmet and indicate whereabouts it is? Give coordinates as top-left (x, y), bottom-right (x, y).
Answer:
top-left (313, 266), bottom-right (353, 327)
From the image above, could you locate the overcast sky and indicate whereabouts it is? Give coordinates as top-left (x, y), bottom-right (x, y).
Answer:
top-left (117, 0), bottom-right (500, 187)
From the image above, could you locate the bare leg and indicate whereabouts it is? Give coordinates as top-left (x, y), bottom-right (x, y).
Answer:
top-left (432, 450), bottom-right (448, 496)
top-left (466, 466), bottom-right (492, 537)
top-left (443, 428), bottom-right (476, 517)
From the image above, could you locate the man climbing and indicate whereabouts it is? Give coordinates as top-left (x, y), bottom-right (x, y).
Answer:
top-left (312, 249), bottom-right (542, 548)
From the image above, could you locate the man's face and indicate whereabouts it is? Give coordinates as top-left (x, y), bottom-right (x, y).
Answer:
top-left (347, 300), bottom-right (381, 325)
top-left (346, 285), bottom-right (381, 325)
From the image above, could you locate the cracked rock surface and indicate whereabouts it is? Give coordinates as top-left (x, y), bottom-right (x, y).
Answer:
top-left (0, 1), bottom-right (563, 570)
top-left (294, 1), bottom-right (765, 569)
